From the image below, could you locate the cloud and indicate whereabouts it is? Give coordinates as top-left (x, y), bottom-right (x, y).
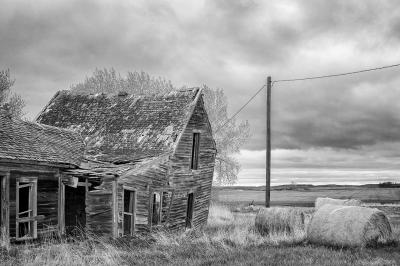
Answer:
top-left (238, 144), bottom-right (400, 171)
top-left (2, 0), bottom-right (400, 180)
top-left (235, 148), bottom-right (400, 185)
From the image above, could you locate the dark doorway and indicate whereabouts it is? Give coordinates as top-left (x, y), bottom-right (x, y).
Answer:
top-left (18, 185), bottom-right (30, 238)
top-left (65, 186), bottom-right (86, 235)
top-left (186, 193), bottom-right (194, 228)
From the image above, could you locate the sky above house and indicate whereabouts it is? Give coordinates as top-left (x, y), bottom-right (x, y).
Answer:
top-left (1, 0), bottom-right (400, 185)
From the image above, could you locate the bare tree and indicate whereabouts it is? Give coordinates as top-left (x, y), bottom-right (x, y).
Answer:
top-left (71, 68), bottom-right (174, 94)
top-left (70, 68), bottom-right (250, 185)
top-left (0, 69), bottom-right (25, 118)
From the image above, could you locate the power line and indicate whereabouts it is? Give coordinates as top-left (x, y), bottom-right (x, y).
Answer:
top-left (214, 83), bottom-right (269, 133)
top-left (274, 62), bottom-right (400, 83)
top-left (215, 62), bottom-right (400, 134)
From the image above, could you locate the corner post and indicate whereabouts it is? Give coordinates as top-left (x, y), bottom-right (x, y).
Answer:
top-left (57, 171), bottom-right (65, 235)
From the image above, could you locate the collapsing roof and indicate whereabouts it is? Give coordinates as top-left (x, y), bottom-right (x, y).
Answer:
top-left (0, 111), bottom-right (84, 166)
top-left (36, 88), bottom-right (203, 163)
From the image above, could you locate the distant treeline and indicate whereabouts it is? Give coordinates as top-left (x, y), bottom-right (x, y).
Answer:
top-left (378, 182), bottom-right (400, 188)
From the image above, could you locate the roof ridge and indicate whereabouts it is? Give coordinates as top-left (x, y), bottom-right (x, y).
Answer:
top-left (1, 110), bottom-right (85, 166)
top-left (36, 86), bottom-right (202, 163)
top-left (60, 87), bottom-right (200, 98)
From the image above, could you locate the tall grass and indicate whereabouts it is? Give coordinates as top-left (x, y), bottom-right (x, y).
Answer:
top-left (0, 204), bottom-right (398, 265)
top-left (205, 204), bottom-right (307, 247)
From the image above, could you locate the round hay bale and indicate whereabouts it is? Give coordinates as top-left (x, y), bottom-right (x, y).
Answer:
top-left (255, 207), bottom-right (307, 235)
top-left (307, 204), bottom-right (392, 247)
top-left (315, 197), bottom-right (361, 210)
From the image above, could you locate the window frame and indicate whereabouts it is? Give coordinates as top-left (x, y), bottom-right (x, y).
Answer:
top-left (190, 133), bottom-right (200, 170)
top-left (185, 192), bottom-right (195, 228)
top-left (122, 188), bottom-right (136, 236)
top-left (151, 192), bottom-right (163, 226)
top-left (16, 177), bottom-right (38, 240)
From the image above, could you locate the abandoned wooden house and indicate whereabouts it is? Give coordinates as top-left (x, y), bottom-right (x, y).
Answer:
top-left (34, 88), bottom-right (217, 238)
top-left (0, 110), bottom-right (84, 242)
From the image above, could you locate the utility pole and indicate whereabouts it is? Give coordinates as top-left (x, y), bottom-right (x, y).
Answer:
top-left (266, 76), bottom-right (272, 207)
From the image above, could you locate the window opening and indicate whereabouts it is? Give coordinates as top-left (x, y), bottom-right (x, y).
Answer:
top-left (186, 192), bottom-right (194, 228)
top-left (16, 179), bottom-right (37, 239)
top-left (123, 189), bottom-right (136, 235)
top-left (151, 192), bottom-right (162, 225)
top-left (191, 133), bottom-right (200, 170)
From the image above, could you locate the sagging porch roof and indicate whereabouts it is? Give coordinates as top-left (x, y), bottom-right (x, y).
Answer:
top-left (0, 111), bottom-right (84, 166)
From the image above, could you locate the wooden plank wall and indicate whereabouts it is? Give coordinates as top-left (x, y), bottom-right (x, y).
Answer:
top-left (83, 95), bottom-right (216, 235)
top-left (37, 178), bottom-right (59, 233)
top-left (86, 177), bottom-right (115, 236)
top-left (117, 163), bottom-right (169, 234)
top-left (168, 97), bottom-right (216, 230)
top-left (8, 171), bottom-right (59, 238)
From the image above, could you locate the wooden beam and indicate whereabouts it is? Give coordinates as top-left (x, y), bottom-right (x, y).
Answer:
top-left (0, 158), bottom-right (76, 169)
top-left (32, 179), bottom-right (38, 239)
top-left (0, 167), bottom-right (57, 175)
top-left (58, 173), bottom-right (65, 235)
top-left (112, 180), bottom-right (118, 237)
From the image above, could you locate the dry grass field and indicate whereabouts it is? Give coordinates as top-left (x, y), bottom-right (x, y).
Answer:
top-left (212, 185), bottom-right (400, 207)
top-left (0, 203), bottom-right (399, 266)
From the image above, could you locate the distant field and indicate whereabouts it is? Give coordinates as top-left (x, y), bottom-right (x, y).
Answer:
top-left (212, 185), bottom-right (400, 207)
top-left (212, 185), bottom-right (400, 226)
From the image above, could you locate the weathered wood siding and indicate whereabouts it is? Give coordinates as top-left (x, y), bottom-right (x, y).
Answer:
top-left (63, 94), bottom-right (216, 236)
top-left (168, 97), bottom-right (216, 230)
top-left (37, 178), bottom-right (59, 233)
top-left (86, 177), bottom-right (115, 236)
top-left (116, 162), bottom-right (170, 234)
top-left (110, 96), bottom-right (215, 234)
top-left (0, 164), bottom-right (61, 239)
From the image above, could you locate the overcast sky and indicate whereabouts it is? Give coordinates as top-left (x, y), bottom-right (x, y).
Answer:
top-left (2, 0), bottom-right (400, 185)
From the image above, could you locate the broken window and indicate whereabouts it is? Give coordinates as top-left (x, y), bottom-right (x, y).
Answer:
top-left (16, 178), bottom-right (37, 240)
top-left (151, 192), bottom-right (162, 226)
top-left (190, 133), bottom-right (200, 170)
top-left (123, 189), bottom-right (136, 236)
top-left (186, 192), bottom-right (194, 228)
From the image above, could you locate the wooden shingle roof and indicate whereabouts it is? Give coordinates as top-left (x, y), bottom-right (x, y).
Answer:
top-left (36, 88), bottom-right (202, 163)
top-left (0, 112), bottom-right (84, 166)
